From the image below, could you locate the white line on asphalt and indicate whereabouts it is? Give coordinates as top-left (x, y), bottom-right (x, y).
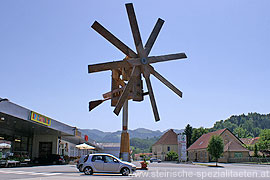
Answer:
top-left (0, 170), bottom-right (63, 176)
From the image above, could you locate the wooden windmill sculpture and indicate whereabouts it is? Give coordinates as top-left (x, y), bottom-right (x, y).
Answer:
top-left (88, 3), bottom-right (187, 161)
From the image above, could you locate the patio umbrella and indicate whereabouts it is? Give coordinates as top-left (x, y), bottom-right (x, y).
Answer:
top-left (0, 143), bottom-right (11, 149)
top-left (75, 143), bottom-right (95, 150)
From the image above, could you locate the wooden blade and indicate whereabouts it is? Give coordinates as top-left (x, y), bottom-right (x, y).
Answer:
top-left (113, 66), bottom-right (138, 115)
top-left (125, 53), bottom-right (187, 67)
top-left (88, 60), bottom-right (131, 73)
top-left (91, 21), bottom-right (137, 58)
top-left (148, 65), bottom-right (182, 98)
top-left (148, 53), bottom-right (187, 64)
top-left (144, 18), bottom-right (164, 56)
top-left (125, 3), bottom-right (144, 57)
top-left (143, 67), bottom-right (160, 121)
top-left (89, 100), bottom-right (105, 111)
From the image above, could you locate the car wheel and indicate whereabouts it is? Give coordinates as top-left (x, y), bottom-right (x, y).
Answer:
top-left (78, 165), bottom-right (83, 172)
top-left (52, 161), bottom-right (57, 165)
top-left (84, 166), bottom-right (93, 175)
top-left (121, 167), bottom-right (130, 176)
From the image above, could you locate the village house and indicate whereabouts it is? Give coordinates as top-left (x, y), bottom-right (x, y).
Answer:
top-left (151, 129), bottom-right (178, 161)
top-left (187, 128), bottom-right (249, 163)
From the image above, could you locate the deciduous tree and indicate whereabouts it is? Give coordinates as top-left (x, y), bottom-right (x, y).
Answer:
top-left (207, 135), bottom-right (224, 166)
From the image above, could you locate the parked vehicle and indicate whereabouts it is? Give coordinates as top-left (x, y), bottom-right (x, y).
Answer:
top-left (80, 153), bottom-right (136, 176)
top-left (76, 155), bottom-right (88, 172)
top-left (33, 154), bottom-right (65, 165)
top-left (150, 158), bottom-right (161, 163)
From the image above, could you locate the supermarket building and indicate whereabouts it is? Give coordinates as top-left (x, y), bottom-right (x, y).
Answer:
top-left (0, 98), bottom-right (101, 160)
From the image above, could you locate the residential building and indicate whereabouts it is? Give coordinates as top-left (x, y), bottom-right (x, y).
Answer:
top-left (187, 128), bottom-right (249, 162)
top-left (152, 129), bottom-right (178, 161)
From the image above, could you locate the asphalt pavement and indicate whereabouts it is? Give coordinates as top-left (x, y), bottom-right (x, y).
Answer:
top-left (0, 161), bottom-right (270, 180)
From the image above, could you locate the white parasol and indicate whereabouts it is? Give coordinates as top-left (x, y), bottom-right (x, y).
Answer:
top-left (0, 143), bottom-right (11, 149)
top-left (75, 143), bottom-right (95, 150)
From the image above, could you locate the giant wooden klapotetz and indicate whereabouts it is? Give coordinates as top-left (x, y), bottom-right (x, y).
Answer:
top-left (88, 3), bottom-right (187, 122)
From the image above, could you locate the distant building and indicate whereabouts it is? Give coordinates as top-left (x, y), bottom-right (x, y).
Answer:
top-left (187, 128), bottom-right (249, 163)
top-left (98, 143), bottom-right (120, 158)
top-left (241, 137), bottom-right (262, 156)
top-left (152, 129), bottom-right (178, 161)
top-left (240, 137), bottom-right (260, 145)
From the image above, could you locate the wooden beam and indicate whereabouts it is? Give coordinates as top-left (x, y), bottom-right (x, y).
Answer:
top-left (88, 52), bottom-right (187, 73)
top-left (111, 70), bottom-right (120, 106)
top-left (88, 60), bottom-right (130, 73)
top-left (148, 53), bottom-right (187, 64)
top-left (149, 65), bottom-right (182, 98)
top-left (114, 66), bottom-right (139, 115)
top-left (91, 21), bottom-right (137, 58)
top-left (143, 67), bottom-right (160, 121)
top-left (132, 73), bottom-right (143, 102)
top-left (144, 18), bottom-right (164, 56)
top-left (125, 3), bottom-right (144, 57)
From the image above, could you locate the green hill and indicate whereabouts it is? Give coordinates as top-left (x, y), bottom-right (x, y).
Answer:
top-left (210, 112), bottom-right (270, 137)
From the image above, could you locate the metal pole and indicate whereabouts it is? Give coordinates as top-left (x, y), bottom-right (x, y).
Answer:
top-left (119, 100), bottom-right (130, 162)
top-left (122, 100), bottom-right (128, 132)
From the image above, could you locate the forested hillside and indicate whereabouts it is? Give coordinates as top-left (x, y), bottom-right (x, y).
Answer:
top-left (210, 113), bottom-right (270, 137)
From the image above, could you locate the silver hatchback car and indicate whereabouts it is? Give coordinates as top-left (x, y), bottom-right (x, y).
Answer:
top-left (81, 153), bottom-right (136, 176)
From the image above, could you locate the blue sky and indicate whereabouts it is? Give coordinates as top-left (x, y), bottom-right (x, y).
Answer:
top-left (1, 0), bottom-right (270, 132)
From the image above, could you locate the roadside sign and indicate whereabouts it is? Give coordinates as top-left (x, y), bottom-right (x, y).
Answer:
top-left (177, 134), bottom-right (187, 161)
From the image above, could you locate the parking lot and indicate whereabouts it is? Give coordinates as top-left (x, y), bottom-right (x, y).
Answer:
top-left (1, 162), bottom-right (270, 180)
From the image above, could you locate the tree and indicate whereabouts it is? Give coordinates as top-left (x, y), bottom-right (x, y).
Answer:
top-left (166, 151), bottom-right (178, 161)
top-left (233, 127), bottom-right (251, 138)
top-left (207, 135), bottom-right (224, 166)
top-left (257, 129), bottom-right (270, 151)
top-left (184, 124), bottom-right (193, 148)
top-left (191, 127), bottom-right (209, 144)
top-left (254, 144), bottom-right (259, 157)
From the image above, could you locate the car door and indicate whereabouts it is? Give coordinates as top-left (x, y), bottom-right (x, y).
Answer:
top-left (103, 155), bottom-right (120, 172)
top-left (91, 155), bottom-right (104, 172)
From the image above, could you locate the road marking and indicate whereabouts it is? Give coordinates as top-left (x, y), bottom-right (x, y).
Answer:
top-left (0, 170), bottom-right (63, 176)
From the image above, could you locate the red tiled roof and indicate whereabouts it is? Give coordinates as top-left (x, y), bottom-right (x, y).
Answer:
top-left (153, 129), bottom-right (178, 146)
top-left (240, 137), bottom-right (260, 145)
top-left (224, 141), bottom-right (249, 152)
top-left (187, 128), bottom-right (226, 151)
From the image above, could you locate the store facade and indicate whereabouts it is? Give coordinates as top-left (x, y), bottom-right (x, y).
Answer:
top-left (0, 98), bottom-right (102, 164)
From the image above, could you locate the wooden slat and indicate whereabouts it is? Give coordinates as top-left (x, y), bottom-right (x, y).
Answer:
top-left (89, 100), bottom-right (105, 111)
top-left (111, 70), bottom-right (120, 106)
top-left (125, 3), bottom-right (144, 57)
top-left (148, 65), bottom-right (182, 98)
top-left (91, 21), bottom-right (137, 58)
top-left (148, 53), bottom-right (187, 64)
top-left (125, 53), bottom-right (187, 67)
top-left (132, 73), bottom-right (143, 102)
top-left (143, 67), bottom-right (160, 121)
top-left (88, 60), bottom-right (130, 73)
top-left (144, 18), bottom-right (164, 56)
top-left (125, 3), bottom-right (144, 102)
top-left (113, 66), bottom-right (138, 115)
